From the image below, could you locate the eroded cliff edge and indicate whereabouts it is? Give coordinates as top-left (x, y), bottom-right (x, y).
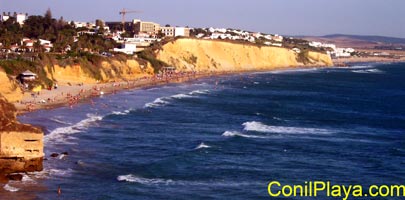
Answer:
top-left (156, 38), bottom-right (333, 72)
top-left (0, 95), bottom-right (43, 176)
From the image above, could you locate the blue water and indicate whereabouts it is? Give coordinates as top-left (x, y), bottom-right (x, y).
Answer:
top-left (8, 63), bottom-right (405, 199)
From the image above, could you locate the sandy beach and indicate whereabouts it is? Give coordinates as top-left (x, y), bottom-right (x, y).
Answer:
top-left (14, 71), bottom-right (232, 114)
top-left (14, 55), bottom-right (398, 115)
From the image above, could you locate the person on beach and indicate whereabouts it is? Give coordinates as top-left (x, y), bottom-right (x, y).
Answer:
top-left (57, 185), bottom-right (61, 196)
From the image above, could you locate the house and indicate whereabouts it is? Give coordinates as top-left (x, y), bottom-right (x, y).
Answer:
top-left (39, 39), bottom-right (53, 52)
top-left (272, 35), bottom-right (284, 42)
top-left (160, 26), bottom-right (175, 37)
top-left (113, 43), bottom-right (137, 54)
top-left (17, 70), bottom-right (37, 83)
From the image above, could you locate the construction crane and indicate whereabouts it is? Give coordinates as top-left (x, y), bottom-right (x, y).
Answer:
top-left (119, 8), bottom-right (142, 32)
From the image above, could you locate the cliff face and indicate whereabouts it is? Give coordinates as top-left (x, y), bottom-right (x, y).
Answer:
top-left (0, 96), bottom-right (43, 174)
top-left (0, 58), bottom-right (154, 103)
top-left (45, 59), bottom-right (155, 85)
top-left (0, 70), bottom-right (23, 103)
top-left (156, 38), bottom-right (333, 72)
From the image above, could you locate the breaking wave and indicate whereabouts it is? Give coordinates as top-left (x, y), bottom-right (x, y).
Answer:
top-left (221, 131), bottom-right (265, 138)
top-left (111, 110), bottom-right (131, 116)
top-left (195, 142), bottom-right (211, 149)
top-left (242, 121), bottom-right (333, 135)
top-left (117, 174), bottom-right (173, 185)
top-left (144, 89), bottom-right (210, 108)
top-left (189, 89), bottom-right (210, 95)
top-left (45, 114), bottom-right (103, 144)
top-left (171, 94), bottom-right (193, 99)
top-left (351, 69), bottom-right (384, 74)
top-left (117, 174), bottom-right (261, 187)
top-left (3, 184), bottom-right (19, 192)
top-left (144, 97), bottom-right (169, 108)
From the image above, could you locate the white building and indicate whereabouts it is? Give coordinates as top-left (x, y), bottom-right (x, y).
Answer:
top-left (1, 12), bottom-right (27, 25)
top-left (174, 27), bottom-right (190, 37)
top-left (160, 27), bottom-right (175, 37)
top-left (114, 43), bottom-right (137, 54)
top-left (16, 13), bottom-right (27, 25)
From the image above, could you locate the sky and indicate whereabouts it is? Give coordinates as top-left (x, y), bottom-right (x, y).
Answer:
top-left (1, 0), bottom-right (404, 38)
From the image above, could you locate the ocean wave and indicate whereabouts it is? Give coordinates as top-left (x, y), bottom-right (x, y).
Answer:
top-left (189, 89), bottom-right (210, 95)
top-left (171, 94), bottom-right (193, 99)
top-left (112, 110), bottom-right (131, 116)
top-left (242, 121), bottom-right (333, 135)
top-left (145, 90), bottom-right (209, 108)
top-left (265, 68), bottom-right (319, 74)
top-left (49, 117), bottom-right (72, 125)
top-left (348, 65), bottom-right (374, 69)
top-left (45, 114), bottom-right (103, 144)
top-left (144, 97), bottom-right (169, 108)
top-left (31, 168), bottom-right (74, 179)
top-left (117, 174), bottom-right (261, 187)
top-left (221, 131), bottom-right (266, 138)
top-left (21, 174), bottom-right (36, 183)
top-left (351, 69), bottom-right (384, 74)
top-left (195, 142), bottom-right (211, 149)
top-left (3, 184), bottom-right (19, 192)
top-left (117, 174), bottom-right (173, 185)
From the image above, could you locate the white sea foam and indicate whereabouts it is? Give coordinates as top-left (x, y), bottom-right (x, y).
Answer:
top-left (351, 69), bottom-right (384, 74)
top-left (221, 131), bottom-right (265, 138)
top-left (348, 65), bottom-right (374, 69)
top-left (195, 142), bottom-right (211, 149)
top-left (21, 174), bottom-right (36, 183)
top-left (189, 89), bottom-right (210, 95)
top-left (267, 68), bottom-right (319, 74)
top-left (242, 121), bottom-right (333, 135)
top-left (117, 174), bottom-right (173, 185)
top-left (45, 114), bottom-right (103, 144)
top-left (3, 184), bottom-right (19, 192)
top-left (171, 94), bottom-right (193, 99)
top-left (144, 97), bottom-right (169, 108)
top-left (112, 110), bottom-right (131, 116)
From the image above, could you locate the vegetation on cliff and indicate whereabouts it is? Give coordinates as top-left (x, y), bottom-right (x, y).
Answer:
top-left (0, 8), bottom-right (117, 53)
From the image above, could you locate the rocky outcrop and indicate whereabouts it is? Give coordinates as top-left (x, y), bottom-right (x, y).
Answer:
top-left (156, 38), bottom-right (333, 72)
top-left (0, 95), bottom-right (43, 174)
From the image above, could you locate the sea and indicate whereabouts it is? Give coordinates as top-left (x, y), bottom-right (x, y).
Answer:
top-left (3, 62), bottom-right (405, 199)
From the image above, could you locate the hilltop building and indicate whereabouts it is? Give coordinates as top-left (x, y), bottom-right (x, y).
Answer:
top-left (161, 26), bottom-right (190, 37)
top-left (133, 19), bottom-right (160, 35)
top-left (1, 12), bottom-right (28, 25)
top-left (160, 26), bottom-right (175, 37)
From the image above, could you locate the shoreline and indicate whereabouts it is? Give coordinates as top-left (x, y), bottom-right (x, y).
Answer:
top-left (332, 56), bottom-right (405, 66)
top-left (14, 65), bottom-right (329, 115)
top-left (14, 58), bottom-right (405, 115)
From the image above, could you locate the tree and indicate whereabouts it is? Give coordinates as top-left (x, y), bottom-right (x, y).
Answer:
top-left (95, 19), bottom-right (105, 34)
top-left (45, 8), bottom-right (52, 20)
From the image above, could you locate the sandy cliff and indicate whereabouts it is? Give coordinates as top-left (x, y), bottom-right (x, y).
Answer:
top-left (0, 70), bottom-right (23, 103)
top-left (0, 58), bottom-right (154, 103)
top-left (45, 59), bottom-right (154, 85)
top-left (157, 38), bottom-right (333, 72)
